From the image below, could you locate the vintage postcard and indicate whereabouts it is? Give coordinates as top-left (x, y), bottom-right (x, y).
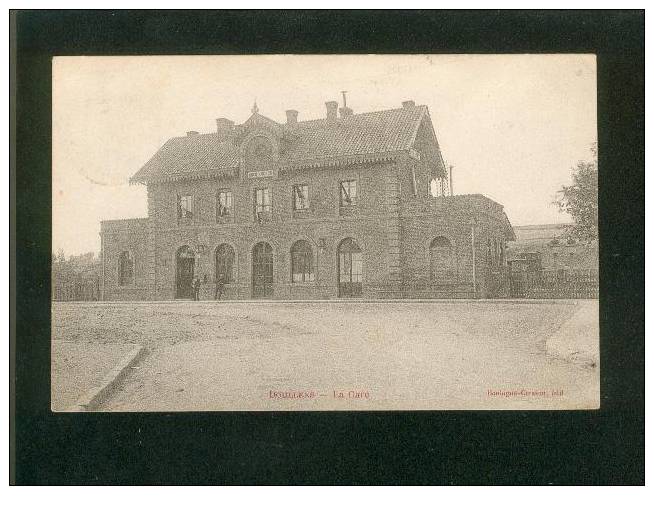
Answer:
top-left (51, 54), bottom-right (599, 411)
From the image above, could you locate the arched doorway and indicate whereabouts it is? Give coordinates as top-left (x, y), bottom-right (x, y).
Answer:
top-left (175, 245), bottom-right (195, 299)
top-left (338, 238), bottom-right (363, 297)
top-left (291, 240), bottom-right (314, 283)
top-left (429, 236), bottom-right (454, 283)
top-left (252, 242), bottom-right (273, 298)
top-left (118, 251), bottom-right (134, 286)
top-left (215, 244), bottom-right (235, 283)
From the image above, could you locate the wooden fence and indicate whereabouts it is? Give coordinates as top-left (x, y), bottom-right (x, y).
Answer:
top-left (487, 269), bottom-right (598, 299)
top-left (52, 274), bottom-right (100, 301)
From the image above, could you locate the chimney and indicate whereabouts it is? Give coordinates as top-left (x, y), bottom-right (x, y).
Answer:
top-left (325, 101), bottom-right (338, 121)
top-left (215, 118), bottom-right (234, 132)
top-left (186, 131), bottom-right (199, 136)
top-left (285, 109), bottom-right (298, 125)
top-left (339, 90), bottom-right (353, 118)
top-left (402, 100), bottom-right (416, 109)
top-left (339, 107), bottom-right (353, 118)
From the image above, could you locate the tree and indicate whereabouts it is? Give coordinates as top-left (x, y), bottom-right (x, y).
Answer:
top-left (554, 145), bottom-right (598, 242)
top-left (51, 249), bottom-right (102, 301)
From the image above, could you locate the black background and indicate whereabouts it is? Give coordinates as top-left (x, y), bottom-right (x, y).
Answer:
top-left (11, 10), bottom-right (644, 485)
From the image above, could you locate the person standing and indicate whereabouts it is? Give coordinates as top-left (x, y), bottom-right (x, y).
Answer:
top-left (214, 274), bottom-right (225, 300)
top-left (192, 276), bottom-right (201, 301)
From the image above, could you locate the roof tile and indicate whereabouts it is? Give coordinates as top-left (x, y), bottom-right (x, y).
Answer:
top-left (132, 105), bottom-right (435, 183)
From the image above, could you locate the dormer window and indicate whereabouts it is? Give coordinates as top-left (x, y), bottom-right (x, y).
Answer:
top-left (252, 141), bottom-right (272, 159)
top-left (245, 136), bottom-right (274, 167)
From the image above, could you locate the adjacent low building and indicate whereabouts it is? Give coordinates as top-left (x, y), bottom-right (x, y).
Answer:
top-left (507, 224), bottom-right (599, 272)
top-left (100, 99), bottom-right (514, 300)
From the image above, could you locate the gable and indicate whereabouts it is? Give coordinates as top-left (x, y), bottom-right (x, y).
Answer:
top-left (412, 113), bottom-right (447, 180)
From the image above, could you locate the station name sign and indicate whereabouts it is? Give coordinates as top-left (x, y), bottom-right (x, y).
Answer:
top-left (247, 169), bottom-right (274, 179)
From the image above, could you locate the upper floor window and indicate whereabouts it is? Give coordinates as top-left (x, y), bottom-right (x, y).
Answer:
top-left (118, 251), bottom-right (134, 286)
top-left (217, 190), bottom-right (233, 218)
top-left (340, 180), bottom-right (357, 207)
top-left (255, 188), bottom-right (272, 218)
top-left (293, 184), bottom-right (309, 210)
top-left (178, 195), bottom-right (194, 220)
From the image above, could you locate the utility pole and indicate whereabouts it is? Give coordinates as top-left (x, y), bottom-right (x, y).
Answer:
top-left (100, 231), bottom-right (105, 301)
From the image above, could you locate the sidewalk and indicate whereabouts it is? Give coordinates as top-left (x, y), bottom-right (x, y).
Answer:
top-left (51, 341), bottom-right (144, 411)
top-left (546, 301), bottom-right (599, 368)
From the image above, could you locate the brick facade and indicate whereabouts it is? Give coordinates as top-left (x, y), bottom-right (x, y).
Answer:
top-left (100, 218), bottom-right (150, 301)
top-left (100, 101), bottom-right (514, 300)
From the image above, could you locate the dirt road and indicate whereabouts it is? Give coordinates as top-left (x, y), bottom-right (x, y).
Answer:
top-left (52, 300), bottom-right (599, 411)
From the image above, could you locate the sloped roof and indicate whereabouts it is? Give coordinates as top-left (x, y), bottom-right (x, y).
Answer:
top-left (131, 135), bottom-right (240, 183)
top-left (131, 105), bottom-right (442, 184)
top-left (285, 106), bottom-right (426, 161)
top-left (443, 194), bottom-right (516, 241)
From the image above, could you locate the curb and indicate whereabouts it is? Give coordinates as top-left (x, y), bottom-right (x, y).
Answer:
top-left (65, 345), bottom-right (146, 412)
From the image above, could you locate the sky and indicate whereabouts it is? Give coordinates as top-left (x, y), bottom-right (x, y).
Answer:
top-left (52, 54), bottom-right (596, 256)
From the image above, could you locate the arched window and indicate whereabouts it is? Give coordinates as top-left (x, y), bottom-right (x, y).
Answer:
top-left (291, 240), bottom-right (314, 282)
top-left (215, 244), bottom-right (235, 283)
top-left (245, 136), bottom-right (274, 168)
top-left (118, 251), bottom-right (134, 286)
top-left (338, 238), bottom-right (363, 297)
top-left (430, 236), bottom-right (454, 283)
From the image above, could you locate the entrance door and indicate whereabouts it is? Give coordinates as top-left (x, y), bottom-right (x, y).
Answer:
top-left (338, 238), bottom-right (363, 297)
top-left (176, 246), bottom-right (195, 299)
top-left (252, 242), bottom-right (273, 298)
top-left (510, 271), bottom-right (527, 298)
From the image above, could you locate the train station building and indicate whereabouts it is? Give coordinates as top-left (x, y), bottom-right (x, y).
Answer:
top-left (100, 98), bottom-right (514, 300)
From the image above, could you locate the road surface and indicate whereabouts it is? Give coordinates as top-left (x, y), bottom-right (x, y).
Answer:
top-left (51, 300), bottom-right (600, 411)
